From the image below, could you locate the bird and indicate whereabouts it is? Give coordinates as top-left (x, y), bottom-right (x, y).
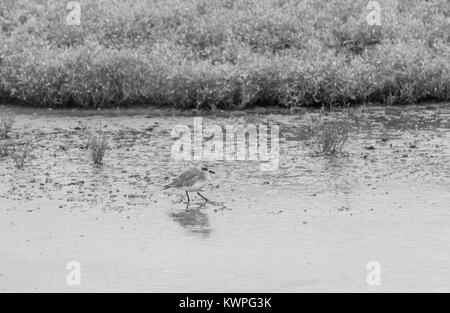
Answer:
top-left (164, 164), bottom-right (215, 205)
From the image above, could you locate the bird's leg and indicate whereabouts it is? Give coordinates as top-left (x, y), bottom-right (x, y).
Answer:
top-left (185, 191), bottom-right (190, 204)
top-left (197, 192), bottom-right (211, 203)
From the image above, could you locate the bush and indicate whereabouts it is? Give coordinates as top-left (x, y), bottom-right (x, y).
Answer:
top-left (0, 0), bottom-right (448, 109)
top-left (306, 110), bottom-right (351, 156)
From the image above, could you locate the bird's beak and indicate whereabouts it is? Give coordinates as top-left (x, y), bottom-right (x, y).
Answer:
top-left (208, 170), bottom-right (215, 174)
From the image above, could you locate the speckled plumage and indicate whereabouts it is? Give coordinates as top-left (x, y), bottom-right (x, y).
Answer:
top-left (164, 167), bottom-right (207, 191)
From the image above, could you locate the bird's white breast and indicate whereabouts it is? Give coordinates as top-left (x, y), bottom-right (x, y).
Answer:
top-left (184, 180), bottom-right (206, 192)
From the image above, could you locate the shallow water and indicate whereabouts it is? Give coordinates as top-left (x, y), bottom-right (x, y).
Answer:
top-left (0, 105), bottom-right (449, 292)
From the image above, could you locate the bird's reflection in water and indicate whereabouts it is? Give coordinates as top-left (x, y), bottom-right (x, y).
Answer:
top-left (169, 206), bottom-right (212, 237)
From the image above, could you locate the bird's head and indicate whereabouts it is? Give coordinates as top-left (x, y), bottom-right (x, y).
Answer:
top-left (199, 164), bottom-right (215, 174)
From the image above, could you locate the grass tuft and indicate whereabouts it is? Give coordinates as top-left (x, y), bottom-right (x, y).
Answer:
top-left (11, 144), bottom-right (30, 169)
top-left (307, 110), bottom-right (351, 156)
top-left (89, 130), bottom-right (108, 165)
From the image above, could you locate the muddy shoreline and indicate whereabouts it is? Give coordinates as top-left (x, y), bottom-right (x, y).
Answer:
top-left (1, 104), bottom-right (449, 292)
top-left (2, 102), bottom-right (450, 118)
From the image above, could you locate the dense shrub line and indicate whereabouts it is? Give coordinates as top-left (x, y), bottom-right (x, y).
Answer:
top-left (0, 0), bottom-right (449, 108)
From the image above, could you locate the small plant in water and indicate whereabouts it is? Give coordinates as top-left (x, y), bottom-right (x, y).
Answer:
top-left (11, 146), bottom-right (30, 169)
top-left (89, 130), bottom-right (108, 165)
top-left (307, 109), bottom-right (351, 156)
top-left (0, 111), bottom-right (15, 139)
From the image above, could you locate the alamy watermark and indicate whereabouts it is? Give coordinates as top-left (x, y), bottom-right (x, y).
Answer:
top-left (66, 1), bottom-right (81, 26)
top-left (366, 261), bottom-right (381, 286)
top-left (366, 1), bottom-right (382, 26)
top-left (171, 117), bottom-right (280, 171)
top-left (66, 261), bottom-right (81, 286)
top-left (66, 1), bottom-right (383, 27)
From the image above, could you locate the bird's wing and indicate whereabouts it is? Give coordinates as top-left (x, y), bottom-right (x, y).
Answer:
top-left (170, 169), bottom-right (203, 187)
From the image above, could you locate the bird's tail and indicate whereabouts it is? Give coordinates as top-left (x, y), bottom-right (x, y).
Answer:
top-left (163, 184), bottom-right (171, 190)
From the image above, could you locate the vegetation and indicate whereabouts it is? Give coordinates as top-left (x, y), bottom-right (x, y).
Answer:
top-left (11, 145), bottom-right (29, 169)
top-left (0, 111), bottom-right (15, 139)
top-left (0, 0), bottom-right (449, 109)
top-left (89, 129), bottom-right (108, 165)
top-left (307, 111), bottom-right (351, 156)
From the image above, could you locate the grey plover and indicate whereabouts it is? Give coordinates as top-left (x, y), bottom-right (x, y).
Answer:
top-left (164, 165), bottom-right (215, 204)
